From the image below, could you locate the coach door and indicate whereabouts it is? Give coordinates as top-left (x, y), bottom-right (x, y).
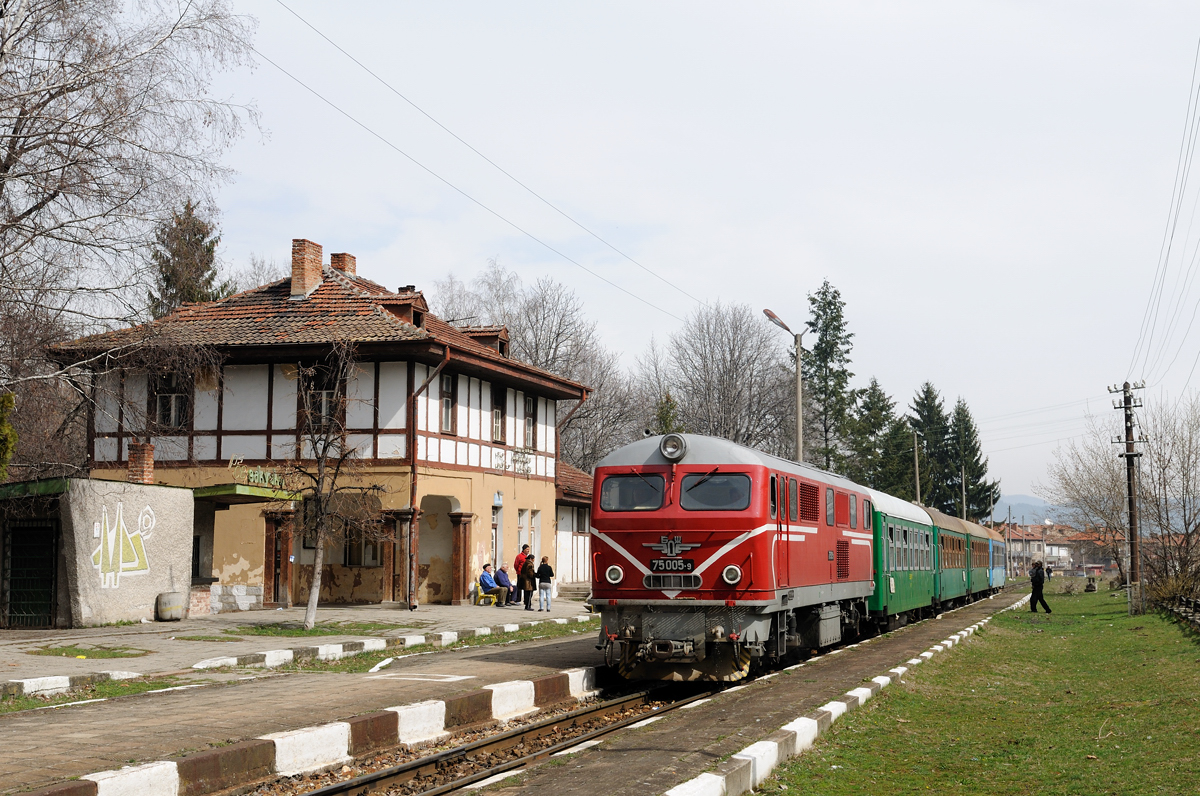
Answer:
top-left (771, 475), bottom-right (786, 589)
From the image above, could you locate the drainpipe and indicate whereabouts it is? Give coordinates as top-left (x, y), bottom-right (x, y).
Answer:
top-left (406, 346), bottom-right (451, 610)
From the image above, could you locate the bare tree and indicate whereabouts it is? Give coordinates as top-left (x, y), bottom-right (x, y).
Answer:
top-left (1037, 414), bottom-right (1130, 584)
top-left (0, 0), bottom-right (257, 392)
top-left (280, 342), bottom-right (388, 629)
top-left (1137, 398), bottom-right (1200, 601)
top-left (231, 252), bottom-right (287, 293)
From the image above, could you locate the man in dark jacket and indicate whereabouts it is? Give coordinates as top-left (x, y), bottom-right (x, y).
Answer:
top-left (478, 564), bottom-right (509, 607)
top-left (1030, 560), bottom-right (1051, 613)
top-left (496, 564), bottom-right (515, 603)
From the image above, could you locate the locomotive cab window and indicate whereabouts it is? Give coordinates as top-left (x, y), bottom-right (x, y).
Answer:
top-left (849, 496), bottom-right (857, 529)
top-left (681, 473), bottom-right (751, 511)
top-left (769, 475), bottom-right (777, 519)
top-left (600, 474), bottom-right (665, 512)
top-left (826, 488), bottom-right (835, 526)
top-left (788, 479), bottom-right (798, 522)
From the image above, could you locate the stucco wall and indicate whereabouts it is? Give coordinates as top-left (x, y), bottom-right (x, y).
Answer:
top-left (58, 480), bottom-right (194, 626)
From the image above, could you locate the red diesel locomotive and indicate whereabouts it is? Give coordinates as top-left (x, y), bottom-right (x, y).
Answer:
top-left (591, 433), bottom-right (876, 681)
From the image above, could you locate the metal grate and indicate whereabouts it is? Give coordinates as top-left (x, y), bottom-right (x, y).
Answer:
top-left (643, 574), bottom-right (702, 590)
top-left (836, 540), bottom-right (850, 580)
top-left (2, 520), bottom-right (57, 628)
top-left (799, 482), bottom-right (820, 523)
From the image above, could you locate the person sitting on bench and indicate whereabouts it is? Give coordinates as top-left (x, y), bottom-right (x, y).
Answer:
top-left (479, 564), bottom-right (509, 607)
top-left (495, 563), bottom-right (516, 603)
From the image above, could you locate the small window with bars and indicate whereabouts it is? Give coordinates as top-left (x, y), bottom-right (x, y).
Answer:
top-left (441, 373), bottom-right (457, 435)
top-left (492, 384), bottom-right (506, 443)
top-left (524, 394), bottom-right (537, 449)
top-left (153, 373), bottom-right (189, 430)
top-left (303, 366), bottom-right (340, 431)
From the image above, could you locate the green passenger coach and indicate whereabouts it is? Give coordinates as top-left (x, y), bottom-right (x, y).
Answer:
top-left (866, 488), bottom-right (937, 630)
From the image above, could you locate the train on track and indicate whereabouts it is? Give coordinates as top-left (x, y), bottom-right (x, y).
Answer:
top-left (589, 433), bottom-right (1006, 681)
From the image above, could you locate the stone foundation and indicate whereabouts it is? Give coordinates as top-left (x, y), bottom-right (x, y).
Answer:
top-left (210, 584), bottom-right (264, 613)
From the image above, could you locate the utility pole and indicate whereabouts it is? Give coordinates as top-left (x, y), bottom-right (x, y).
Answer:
top-left (1006, 506), bottom-right (1012, 577)
top-left (1109, 381), bottom-right (1144, 615)
top-left (913, 429), bottom-right (923, 505)
top-left (961, 463), bottom-right (967, 520)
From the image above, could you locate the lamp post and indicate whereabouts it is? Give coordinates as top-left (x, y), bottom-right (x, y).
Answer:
top-left (912, 428), bottom-right (924, 505)
top-left (764, 309), bottom-right (803, 463)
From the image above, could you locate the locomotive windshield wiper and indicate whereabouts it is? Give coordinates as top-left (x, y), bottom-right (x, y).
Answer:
top-left (686, 466), bottom-right (720, 491)
top-left (630, 468), bottom-right (662, 493)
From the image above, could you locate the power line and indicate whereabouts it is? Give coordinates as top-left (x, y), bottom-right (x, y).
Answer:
top-left (250, 46), bottom-right (687, 323)
top-left (269, 0), bottom-right (706, 308)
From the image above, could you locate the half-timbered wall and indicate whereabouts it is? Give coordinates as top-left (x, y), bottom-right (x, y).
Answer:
top-left (91, 361), bottom-right (555, 479)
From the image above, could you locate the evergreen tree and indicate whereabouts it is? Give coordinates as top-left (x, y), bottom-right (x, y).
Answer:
top-left (844, 377), bottom-right (894, 486)
top-left (147, 201), bottom-right (233, 318)
top-left (908, 382), bottom-right (954, 513)
top-left (948, 398), bottom-right (1001, 521)
top-left (803, 280), bottom-right (854, 471)
top-left (650, 391), bottom-right (686, 435)
top-left (0, 393), bottom-right (16, 482)
top-left (877, 417), bottom-right (926, 502)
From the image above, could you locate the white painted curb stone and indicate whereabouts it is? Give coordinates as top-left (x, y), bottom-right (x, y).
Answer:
top-left (362, 638), bottom-right (387, 652)
top-left (389, 700), bottom-right (448, 746)
top-left (434, 631), bottom-right (458, 646)
top-left (781, 716), bottom-right (820, 751)
top-left (315, 644), bottom-right (343, 661)
top-left (399, 634), bottom-right (426, 647)
top-left (820, 701), bottom-right (847, 721)
top-left (565, 667), bottom-right (596, 697)
top-left (262, 722), bottom-right (352, 776)
top-left (83, 760), bottom-right (179, 796)
top-left (871, 675), bottom-right (891, 688)
top-left (501, 623), bottom-right (521, 632)
top-left (263, 649), bottom-right (294, 667)
top-left (486, 680), bottom-right (537, 720)
top-left (664, 772), bottom-right (726, 796)
top-left (192, 656), bottom-right (238, 670)
top-left (17, 676), bottom-right (72, 696)
top-left (734, 740), bottom-right (781, 787)
top-left (847, 686), bottom-right (873, 706)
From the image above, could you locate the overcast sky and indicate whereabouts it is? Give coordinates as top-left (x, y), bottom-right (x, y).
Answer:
top-left (209, 2), bottom-right (1200, 499)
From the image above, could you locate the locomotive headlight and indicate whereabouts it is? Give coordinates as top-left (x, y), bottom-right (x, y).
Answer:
top-left (721, 564), bottom-right (743, 585)
top-left (605, 564), bottom-right (625, 584)
top-left (659, 433), bottom-right (687, 462)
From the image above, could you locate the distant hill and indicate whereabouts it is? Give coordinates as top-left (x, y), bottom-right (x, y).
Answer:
top-left (992, 494), bottom-right (1058, 525)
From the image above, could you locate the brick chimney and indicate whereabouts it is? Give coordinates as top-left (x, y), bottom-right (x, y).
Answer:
top-left (330, 253), bottom-right (356, 276)
top-left (127, 442), bottom-right (155, 485)
top-left (290, 239), bottom-right (323, 298)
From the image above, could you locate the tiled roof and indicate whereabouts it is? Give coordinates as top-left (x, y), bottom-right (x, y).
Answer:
top-left (51, 268), bottom-right (586, 395)
top-left (556, 462), bottom-right (593, 499)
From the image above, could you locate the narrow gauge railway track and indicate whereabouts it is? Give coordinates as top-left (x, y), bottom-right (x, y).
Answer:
top-left (303, 687), bottom-right (709, 796)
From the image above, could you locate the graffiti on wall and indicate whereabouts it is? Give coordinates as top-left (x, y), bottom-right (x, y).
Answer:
top-left (91, 503), bottom-right (155, 588)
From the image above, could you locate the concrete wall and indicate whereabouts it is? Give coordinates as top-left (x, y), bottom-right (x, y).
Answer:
top-left (58, 480), bottom-right (195, 626)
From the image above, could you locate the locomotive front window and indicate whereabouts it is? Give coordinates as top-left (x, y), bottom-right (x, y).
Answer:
top-left (599, 474), bottom-right (665, 512)
top-left (681, 473), bottom-right (751, 511)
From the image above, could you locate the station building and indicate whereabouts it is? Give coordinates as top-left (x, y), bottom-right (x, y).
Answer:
top-left (47, 239), bottom-right (589, 615)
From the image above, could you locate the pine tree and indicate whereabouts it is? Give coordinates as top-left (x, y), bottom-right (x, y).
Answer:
top-left (908, 382), bottom-right (954, 513)
top-left (844, 377), bottom-right (894, 486)
top-left (651, 391), bottom-right (686, 435)
top-left (877, 417), bottom-right (924, 502)
top-left (147, 201), bottom-right (234, 318)
top-left (803, 280), bottom-right (854, 471)
top-left (948, 398), bottom-right (1001, 521)
top-left (0, 393), bottom-right (16, 482)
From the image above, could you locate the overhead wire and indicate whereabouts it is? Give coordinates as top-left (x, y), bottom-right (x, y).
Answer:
top-left (249, 46), bottom-right (687, 323)
top-left (269, 0), bottom-right (706, 308)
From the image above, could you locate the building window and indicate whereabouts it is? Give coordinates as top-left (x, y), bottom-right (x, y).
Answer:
top-left (441, 373), bottom-right (457, 435)
top-left (153, 373), bottom-right (189, 430)
top-left (303, 366), bottom-right (340, 431)
top-left (524, 394), bottom-right (536, 449)
top-left (492, 385), bottom-right (506, 443)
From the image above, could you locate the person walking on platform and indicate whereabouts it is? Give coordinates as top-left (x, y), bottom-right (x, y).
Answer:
top-left (1030, 560), bottom-right (1052, 614)
top-left (478, 564), bottom-right (509, 607)
top-left (519, 554), bottom-right (537, 611)
top-left (536, 556), bottom-right (554, 611)
top-left (513, 544), bottom-right (531, 607)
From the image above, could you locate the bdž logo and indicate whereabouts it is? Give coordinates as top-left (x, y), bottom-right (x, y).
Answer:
top-left (643, 535), bottom-right (700, 558)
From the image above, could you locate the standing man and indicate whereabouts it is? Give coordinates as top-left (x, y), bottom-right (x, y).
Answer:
top-left (1030, 560), bottom-right (1052, 614)
top-left (513, 544), bottom-right (531, 608)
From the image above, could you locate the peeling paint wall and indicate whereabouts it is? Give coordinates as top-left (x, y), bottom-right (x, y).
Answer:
top-left (418, 495), bottom-right (454, 604)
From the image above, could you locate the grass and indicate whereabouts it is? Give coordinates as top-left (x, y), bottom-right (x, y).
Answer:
top-left (0, 676), bottom-right (186, 714)
top-left (273, 618), bottom-right (596, 674)
top-left (174, 635), bottom-right (243, 643)
top-left (225, 619), bottom-right (427, 638)
top-left (26, 644), bottom-right (149, 658)
top-left (766, 589), bottom-right (1200, 795)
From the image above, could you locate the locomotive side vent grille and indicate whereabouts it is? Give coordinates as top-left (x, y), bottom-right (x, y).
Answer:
top-left (799, 482), bottom-right (821, 523)
top-left (836, 540), bottom-right (850, 580)
top-left (644, 574), bottom-right (703, 590)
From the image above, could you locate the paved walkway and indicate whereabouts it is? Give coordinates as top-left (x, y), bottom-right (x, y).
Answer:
top-left (0, 598), bottom-right (590, 680)
top-left (0, 632), bottom-right (602, 794)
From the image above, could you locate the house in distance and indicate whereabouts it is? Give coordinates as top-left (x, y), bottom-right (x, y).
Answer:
top-left (52, 239), bottom-right (588, 612)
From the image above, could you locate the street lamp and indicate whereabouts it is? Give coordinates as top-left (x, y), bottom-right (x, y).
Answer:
top-left (763, 309), bottom-right (803, 463)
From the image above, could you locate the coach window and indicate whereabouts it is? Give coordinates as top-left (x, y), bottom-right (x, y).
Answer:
top-left (788, 479), bottom-right (798, 523)
top-left (600, 474), bottom-right (664, 512)
top-left (681, 473), bottom-right (752, 511)
top-left (826, 488), bottom-right (835, 526)
top-left (769, 475), bottom-right (778, 519)
top-left (903, 528), bottom-right (910, 570)
top-left (888, 526), bottom-right (895, 570)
